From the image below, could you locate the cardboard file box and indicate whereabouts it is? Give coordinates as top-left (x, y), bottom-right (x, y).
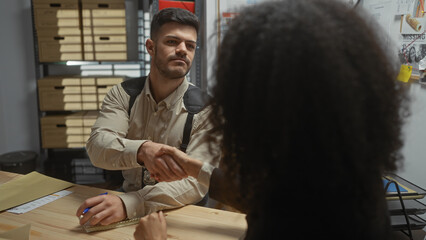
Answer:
top-left (38, 35), bottom-right (83, 62)
top-left (84, 43), bottom-right (127, 52)
top-left (82, 9), bottom-right (125, 18)
top-left (96, 77), bottom-right (123, 85)
top-left (40, 111), bottom-right (98, 149)
top-left (33, 0), bottom-right (81, 62)
top-left (38, 76), bottom-right (82, 111)
top-left (37, 27), bottom-right (81, 36)
top-left (84, 52), bottom-right (127, 61)
top-left (81, 0), bottom-right (125, 8)
top-left (83, 27), bottom-right (126, 35)
top-left (83, 35), bottom-right (127, 61)
top-left (38, 76), bottom-right (124, 111)
top-left (81, 0), bottom-right (127, 61)
top-left (32, 0), bottom-right (127, 62)
top-left (40, 112), bottom-right (85, 148)
top-left (38, 44), bottom-right (83, 62)
top-left (33, 0), bottom-right (80, 28)
top-left (34, 9), bottom-right (79, 29)
top-left (82, 18), bottom-right (126, 27)
top-left (32, 0), bottom-right (79, 6)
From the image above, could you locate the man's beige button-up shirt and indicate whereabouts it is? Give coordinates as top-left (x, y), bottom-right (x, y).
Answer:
top-left (86, 76), bottom-right (220, 218)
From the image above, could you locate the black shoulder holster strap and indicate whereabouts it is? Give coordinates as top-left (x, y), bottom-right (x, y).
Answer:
top-left (121, 76), bottom-right (209, 153)
top-left (121, 76), bottom-right (147, 116)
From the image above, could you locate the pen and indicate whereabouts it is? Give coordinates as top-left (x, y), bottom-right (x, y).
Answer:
top-left (82, 192), bottom-right (108, 214)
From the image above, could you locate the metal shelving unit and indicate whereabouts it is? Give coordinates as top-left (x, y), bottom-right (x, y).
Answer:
top-left (30, 0), bottom-right (150, 182)
top-left (30, 0), bottom-right (206, 182)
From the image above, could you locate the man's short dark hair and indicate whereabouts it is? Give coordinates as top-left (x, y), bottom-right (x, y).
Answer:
top-left (150, 8), bottom-right (199, 40)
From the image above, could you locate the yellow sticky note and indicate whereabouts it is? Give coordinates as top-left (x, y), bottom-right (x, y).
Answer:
top-left (397, 65), bottom-right (412, 83)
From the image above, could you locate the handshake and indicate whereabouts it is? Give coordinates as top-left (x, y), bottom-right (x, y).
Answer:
top-left (137, 141), bottom-right (204, 182)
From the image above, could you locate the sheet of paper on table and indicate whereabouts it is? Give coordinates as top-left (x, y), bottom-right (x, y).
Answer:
top-left (0, 171), bottom-right (73, 212)
top-left (7, 190), bottom-right (72, 214)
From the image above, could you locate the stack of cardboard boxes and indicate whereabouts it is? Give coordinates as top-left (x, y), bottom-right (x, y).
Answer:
top-left (32, 0), bottom-right (127, 62)
top-left (82, 0), bottom-right (127, 61)
top-left (32, 0), bottom-right (132, 184)
top-left (37, 75), bottom-right (124, 111)
top-left (40, 111), bottom-right (98, 148)
top-left (38, 76), bottom-right (124, 148)
top-left (33, 0), bottom-right (83, 62)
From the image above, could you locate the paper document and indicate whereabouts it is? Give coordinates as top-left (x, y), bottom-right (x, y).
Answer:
top-left (363, 0), bottom-right (395, 32)
top-left (0, 171), bottom-right (73, 212)
top-left (396, 0), bottom-right (416, 15)
top-left (7, 190), bottom-right (72, 214)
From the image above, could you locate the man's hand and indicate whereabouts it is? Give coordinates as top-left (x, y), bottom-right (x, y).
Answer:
top-left (134, 211), bottom-right (167, 240)
top-left (137, 141), bottom-right (188, 182)
top-left (76, 194), bottom-right (127, 226)
top-left (156, 145), bottom-right (203, 179)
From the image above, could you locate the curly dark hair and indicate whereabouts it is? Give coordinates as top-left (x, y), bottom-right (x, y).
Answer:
top-left (209, 0), bottom-right (408, 239)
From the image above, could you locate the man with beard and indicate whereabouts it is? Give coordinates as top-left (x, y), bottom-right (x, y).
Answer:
top-left (76, 8), bottom-right (220, 226)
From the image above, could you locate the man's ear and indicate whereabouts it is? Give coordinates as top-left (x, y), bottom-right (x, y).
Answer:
top-left (146, 38), bottom-right (155, 57)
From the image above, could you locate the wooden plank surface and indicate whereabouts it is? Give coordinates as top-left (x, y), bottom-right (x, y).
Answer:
top-left (0, 171), bottom-right (247, 239)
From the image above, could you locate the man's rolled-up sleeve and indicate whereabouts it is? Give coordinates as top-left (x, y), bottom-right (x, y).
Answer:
top-left (86, 85), bottom-right (147, 170)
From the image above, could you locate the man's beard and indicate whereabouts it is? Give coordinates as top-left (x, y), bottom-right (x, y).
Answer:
top-left (154, 54), bottom-right (191, 79)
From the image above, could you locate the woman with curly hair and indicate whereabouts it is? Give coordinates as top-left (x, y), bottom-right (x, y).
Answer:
top-left (134, 0), bottom-right (409, 239)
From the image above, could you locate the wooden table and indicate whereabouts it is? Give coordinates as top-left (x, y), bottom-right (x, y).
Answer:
top-left (0, 171), bottom-right (247, 240)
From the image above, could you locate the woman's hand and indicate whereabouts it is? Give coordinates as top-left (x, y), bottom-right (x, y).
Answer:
top-left (134, 211), bottom-right (167, 240)
top-left (137, 141), bottom-right (188, 182)
top-left (155, 146), bottom-right (203, 180)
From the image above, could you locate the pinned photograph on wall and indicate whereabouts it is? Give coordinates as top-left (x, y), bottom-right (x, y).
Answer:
top-left (400, 0), bottom-right (426, 33)
top-left (401, 14), bottom-right (426, 33)
top-left (400, 43), bottom-right (426, 63)
top-left (419, 54), bottom-right (426, 84)
top-left (397, 43), bottom-right (426, 77)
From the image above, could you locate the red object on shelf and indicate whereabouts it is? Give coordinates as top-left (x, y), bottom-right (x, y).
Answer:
top-left (159, 0), bottom-right (195, 13)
